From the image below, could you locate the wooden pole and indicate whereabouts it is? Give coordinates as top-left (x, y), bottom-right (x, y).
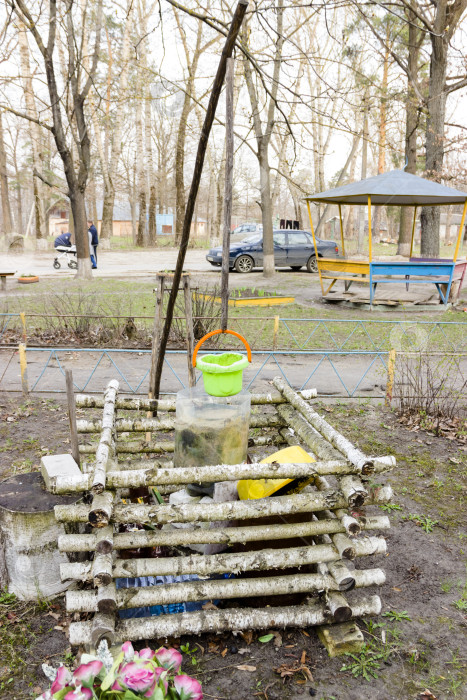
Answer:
top-left (151, 0), bottom-right (248, 403)
top-left (368, 195), bottom-right (372, 262)
top-left (148, 273), bottom-right (166, 416)
top-left (221, 57), bottom-right (234, 331)
top-left (183, 276), bottom-right (196, 387)
top-left (18, 343), bottom-right (28, 396)
top-left (453, 199), bottom-right (467, 262)
top-left (409, 206), bottom-right (418, 258)
top-left (338, 204), bottom-right (346, 258)
top-left (306, 200), bottom-right (324, 295)
top-left (385, 348), bottom-right (396, 406)
top-left (65, 369), bottom-right (81, 468)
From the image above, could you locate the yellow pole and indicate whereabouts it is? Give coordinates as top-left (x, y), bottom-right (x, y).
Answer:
top-left (367, 195), bottom-right (372, 262)
top-left (409, 206), bottom-right (418, 259)
top-left (20, 311), bottom-right (27, 345)
top-left (273, 315), bottom-right (280, 350)
top-left (19, 343), bottom-right (29, 396)
top-left (453, 200), bottom-right (467, 262)
top-left (385, 349), bottom-right (396, 406)
top-left (338, 204), bottom-right (346, 258)
top-left (306, 199), bottom-right (324, 295)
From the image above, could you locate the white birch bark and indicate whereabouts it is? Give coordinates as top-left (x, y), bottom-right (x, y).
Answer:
top-left (69, 595), bottom-right (382, 644)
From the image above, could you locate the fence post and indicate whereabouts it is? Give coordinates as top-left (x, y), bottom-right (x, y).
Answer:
top-left (66, 369), bottom-right (81, 468)
top-left (385, 349), bottom-right (396, 406)
top-left (20, 311), bottom-right (27, 344)
top-left (18, 343), bottom-right (29, 396)
top-left (183, 275), bottom-right (196, 388)
top-left (273, 315), bottom-right (280, 351)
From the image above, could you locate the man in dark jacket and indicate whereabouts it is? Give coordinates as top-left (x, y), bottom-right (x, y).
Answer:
top-left (87, 220), bottom-right (99, 266)
top-left (54, 232), bottom-right (72, 248)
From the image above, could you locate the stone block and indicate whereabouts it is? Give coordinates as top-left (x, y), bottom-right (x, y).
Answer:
top-left (41, 454), bottom-right (81, 492)
top-left (317, 621), bottom-right (364, 658)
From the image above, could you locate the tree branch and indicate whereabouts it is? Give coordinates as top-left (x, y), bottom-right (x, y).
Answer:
top-left (0, 103), bottom-right (53, 130)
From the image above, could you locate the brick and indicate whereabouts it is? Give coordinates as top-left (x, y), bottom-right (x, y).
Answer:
top-left (41, 454), bottom-right (81, 492)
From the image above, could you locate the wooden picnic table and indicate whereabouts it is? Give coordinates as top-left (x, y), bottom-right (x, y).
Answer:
top-left (0, 271), bottom-right (15, 291)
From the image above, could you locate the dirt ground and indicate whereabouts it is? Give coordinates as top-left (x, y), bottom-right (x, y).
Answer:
top-left (0, 393), bottom-right (466, 700)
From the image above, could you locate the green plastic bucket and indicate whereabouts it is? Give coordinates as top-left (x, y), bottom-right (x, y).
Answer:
top-left (196, 352), bottom-right (249, 397)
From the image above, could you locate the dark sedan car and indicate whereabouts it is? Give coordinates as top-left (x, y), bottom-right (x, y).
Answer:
top-left (206, 229), bottom-right (340, 273)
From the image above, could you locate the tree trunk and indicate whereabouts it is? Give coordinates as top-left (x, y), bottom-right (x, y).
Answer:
top-left (421, 15), bottom-right (449, 257)
top-left (70, 189), bottom-right (92, 279)
top-left (373, 36), bottom-right (390, 243)
top-left (259, 141), bottom-right (275, 277)
top-left (0, 111), bottom-right (13, 234)
top-left (398, 14), bottom-right (421, 256)
top-left (18, 22), bottom-right (47, 242)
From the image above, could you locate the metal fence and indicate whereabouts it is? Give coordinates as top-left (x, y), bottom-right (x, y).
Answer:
top-left (1, 316), bottom-right (466, 398)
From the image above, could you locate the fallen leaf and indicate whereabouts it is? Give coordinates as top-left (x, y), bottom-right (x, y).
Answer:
top-left (419, 691), bottom-right (438, 700)
top-left (240, 630), bottom-right (254, 645)
top-left (300, 650), bottom-right (306, 664)
top-left (301, 630), bottom-right (310, 637)
top-left (221, 648), bottom-right (228, 658)
top-left (391, 587), bottom-right (402, 592)
top-left (236, 665), bottom-right (256, 672)
top-left (272, 631), bottom-right (282, 648)
top-left (259, 634), bottom-right (274, 643)
top-left (202, 602), bottom-right (218, 611)
top-left (237, 648), bottom-right (249, 655)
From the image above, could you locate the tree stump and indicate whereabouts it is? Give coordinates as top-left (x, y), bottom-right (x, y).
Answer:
top-left (0, 473), bottom-right (79, 600)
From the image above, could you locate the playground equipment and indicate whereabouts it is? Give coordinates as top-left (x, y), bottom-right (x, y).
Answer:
top-left (305, 170), bottom-right (467, 306)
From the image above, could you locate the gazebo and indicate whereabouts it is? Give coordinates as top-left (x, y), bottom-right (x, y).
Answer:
top-left (305, 170), bottom-right (467, 306)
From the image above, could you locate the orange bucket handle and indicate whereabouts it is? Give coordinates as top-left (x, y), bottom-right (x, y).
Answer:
top-left (192, 329), bottom-right (252, 367)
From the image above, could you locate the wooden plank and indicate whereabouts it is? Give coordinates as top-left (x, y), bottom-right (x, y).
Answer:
top-left (65, 369), bottom-right (81, 468)
top-left (183, 276), bottom-right (196, 387)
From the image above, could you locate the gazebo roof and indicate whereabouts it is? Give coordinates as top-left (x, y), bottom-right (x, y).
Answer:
top-left (305, 170), bottom-right (467, 206)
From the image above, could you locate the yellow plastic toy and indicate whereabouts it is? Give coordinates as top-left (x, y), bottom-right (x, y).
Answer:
top-left (237, 445), bottom-right (316, 500)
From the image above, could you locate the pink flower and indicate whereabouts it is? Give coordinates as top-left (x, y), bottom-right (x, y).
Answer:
top-left (35, 692), bottom-right (51, 700)
top-left (122, 641), bottom-right (135, 661)
top-left (155, 647), bottom-right (182, 672)
top-left (64, 686), bottom-right (92, 700)
top-left (50, 666), bottom-right (72, 695)
top-left (138, 647), bottom-right (156, 660)
top-left (72, 660), bottom-right (103, 688)
top-left (150, 667), bottom-right (168, 695)
top-left (112, 661), bottom-right (156, 694)
top-left (174, 674), bottom-right (203, 700)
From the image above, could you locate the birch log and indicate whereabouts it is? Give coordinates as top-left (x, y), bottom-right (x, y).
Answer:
top-left (278, 406), bottom-right (341, 461)
top-left (75, 390), bottom-right (317, 411)
top-left (65, 569), bottom-right (386, 613)
top-left (56, 486), bottom-right (393, 526)
top-left (90, 380), bottom-right (118, 494)
top-left (339, 475), bottom-right (368, 508)
top-left (92, 553), bottom-right (113, 586)
top-left (325, 590), bottom-right (352, 622)
top-left (58, 515), bottom-right (390, 553)
top-left (69, 596), bottom-right (381, 644)
top-left (312, 475), bottom-right (362, 536)
top-left (77, 413), bottom-right (283, 435)
top-left (61, 537), bottom-right (386, 582)
top-left (52, 459), bottom-right (390, 494)
top-left (274, 377), bottom-right (374, 472)
top-left (96, 582), bottom-right (117, 614)
top-left (88, 491), bottom-right (114, 528)
top-left (91, 612), bottom-right (115, 647)
top-left (96, 526), bottom-right (114, 554)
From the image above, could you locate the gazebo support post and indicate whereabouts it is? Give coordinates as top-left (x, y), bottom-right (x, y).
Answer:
top-left (409, 207), bottom-right (418, 259)
top-left (367, 196), bottom-right (372, 262)
top-left (307, 200), bottom-right (324, 295)
top-left (338, 204), bottom-right (346, 258)
top-left (453, 200), bottom-right (467, 263)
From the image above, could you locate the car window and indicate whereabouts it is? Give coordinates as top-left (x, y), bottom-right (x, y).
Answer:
top-left (273, 232), bottom-right (286, 246)
top-left (288, 232), bottom-right (310, 246)
top-left (241, 234), bottom-right (262, 244)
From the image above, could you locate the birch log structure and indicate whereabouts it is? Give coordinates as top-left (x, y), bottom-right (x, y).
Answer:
top-left (48, 375), bottom-right (395, 646)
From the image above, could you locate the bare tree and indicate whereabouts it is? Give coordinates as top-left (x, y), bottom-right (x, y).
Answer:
top-left (9, 0), bottom-right (104, 279)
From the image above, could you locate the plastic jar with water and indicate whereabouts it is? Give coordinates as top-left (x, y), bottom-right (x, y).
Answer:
top-left (174, 387), bottom-right (251, 479)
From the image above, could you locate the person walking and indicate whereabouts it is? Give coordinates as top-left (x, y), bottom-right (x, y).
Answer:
top-left (88, 228), bottom-right (97, 269)
top-left (87, 220), bottom-right (99, 267)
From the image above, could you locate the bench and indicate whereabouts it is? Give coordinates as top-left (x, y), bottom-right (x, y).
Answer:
top-left (369, 260), bottom-right (463, 305)
top-left (0, 271), bottom-right (15, 291)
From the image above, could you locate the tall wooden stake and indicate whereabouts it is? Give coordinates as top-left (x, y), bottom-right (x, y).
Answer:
top-left (183, 275), bottom-right (196, 387)
top-left (65, 369), bottom-right (81, 468)
top-left (221, 58), bottom-right (235, 330)
top-left (151, 0), bottom-right (248, 402)
top-left (148, 273), bottom-right (166, 420)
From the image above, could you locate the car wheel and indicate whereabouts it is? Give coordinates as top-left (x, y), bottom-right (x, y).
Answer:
top-left (290, 266), bottom-right (302, 271)
top-left (306, 256), bottom-right (318, 273)
top-left (68, 260), bottom-right (78, 270)
top-left (53, 259), bottom-right (60, 269)
top-left (235, 255), bottom-right (254, 273)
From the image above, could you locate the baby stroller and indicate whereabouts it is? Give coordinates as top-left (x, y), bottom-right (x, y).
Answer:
top-left (53, 245), bottom-right (78, 270)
